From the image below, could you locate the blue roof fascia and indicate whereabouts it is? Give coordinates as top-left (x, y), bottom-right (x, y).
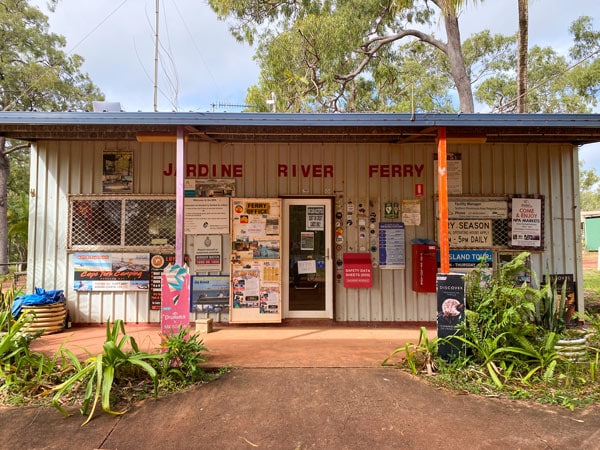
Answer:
top-left (0, 111), bottom-right (599, 129)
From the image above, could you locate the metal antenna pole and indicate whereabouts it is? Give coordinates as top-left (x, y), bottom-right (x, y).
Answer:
top-left (153, 0), bottom-right (159, 112)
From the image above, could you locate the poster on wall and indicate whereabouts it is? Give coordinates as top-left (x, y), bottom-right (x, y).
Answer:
top-left (378, 222), bottom-right (406, 269)
top-left (190, 275), bottom-right (230, 314)
top-left (402, 200), bottom-right (421, 226)
top-left (193, 235), bottom-right (222, 271)
top-left (434, 152), bottom-right (462, 195)
top-left (102, 150), bottom-right (133, 193)
top-left (184, 196), bottom-right (230, 234)
top-left (184, 178), bottom-right (235, 198)
top-left (306, 206), bottom-right (325, 230)
top-left (74, 252), bottom-right (150, 291)
top-left (149, 253), bottom-right (176, 310)
top-left (230, 198), bottom-right (282, 323)
top-left (509, 196), bottom-right (544, 249)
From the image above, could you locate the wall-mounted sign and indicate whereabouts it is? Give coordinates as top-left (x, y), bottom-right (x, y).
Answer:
top-left (510, 196), bottom-right (544, 248)
top-left (149, 253), bottom-right (176, 310)
top-left (446, 198), bottom-right (508, 219)
top-left (434, 152), bottom-right (462, 195)
top-left (306, 206), bottom-right (325, 230)
top-left (74, 252), bottom-right (150, 291)
top-left (379, 222), bottom-right (406, 269)
top-left (402, 200), bottom-right (421, 226)
top-left (190, 275), bottom-right (230, 314)
top-left (343, 253), bottom-right (373, 288)
top-left (384, 202), bottom-right (399, 219)
top-left (449, 250), bottom-right (493, 272)
top-left (193, 235), bottom-right (222, 271)
top-left (184, 197), bottom-right (230, 234)
top-left (103, 150), bottom-right (133, 193)
top-left (448, 219), bottom-right (492, 248)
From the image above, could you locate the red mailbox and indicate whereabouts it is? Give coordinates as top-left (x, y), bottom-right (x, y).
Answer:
top-left (412, 242), bottom-right (437, 293)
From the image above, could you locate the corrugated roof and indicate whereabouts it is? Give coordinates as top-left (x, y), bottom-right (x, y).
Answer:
top-left (0, 111), bottom-right (599, 144)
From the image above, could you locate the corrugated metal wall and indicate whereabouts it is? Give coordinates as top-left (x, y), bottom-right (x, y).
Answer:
top-left (27, 140), bottom-right (583, 324)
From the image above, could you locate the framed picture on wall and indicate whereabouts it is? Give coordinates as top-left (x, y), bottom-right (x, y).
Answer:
top-left (103, 150), bottom-right (133, 193)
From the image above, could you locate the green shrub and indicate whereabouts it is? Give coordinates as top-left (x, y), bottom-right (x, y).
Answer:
top-left (158, 326), bottom-right (209, 382)
top-left (52, 319), bottom-right (167, 425)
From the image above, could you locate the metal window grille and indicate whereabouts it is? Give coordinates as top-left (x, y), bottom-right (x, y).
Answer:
top-left (68, 195), bottom-right (176, 251)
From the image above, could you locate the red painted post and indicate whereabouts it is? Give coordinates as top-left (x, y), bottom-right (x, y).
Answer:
top-left (437, 127), bottom-right (450, 273)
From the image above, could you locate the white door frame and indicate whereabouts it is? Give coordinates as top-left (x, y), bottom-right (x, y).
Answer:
top-left (282, 198), bottom-right (333, 319)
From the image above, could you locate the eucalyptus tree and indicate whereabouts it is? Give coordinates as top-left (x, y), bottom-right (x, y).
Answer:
top-left (0, 0), bottom-right (103, 273)
top-left (209, 0), bottom-right (482, 112)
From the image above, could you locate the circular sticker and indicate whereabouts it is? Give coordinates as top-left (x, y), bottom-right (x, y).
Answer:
top-left (336, 244), bottom-right (343, 251)
top-left (151, 254), bottom-right (164, 268)
top-left (234, 204), bottom-right (244, 214)
top-left (336, 235), bottom-right (344, 243)
top-left (336, 227), bottom-right (344, 235)
top-left (336, 212), bottom-right (343, 219)
top-left (347, 219), bottom-right (353, 226)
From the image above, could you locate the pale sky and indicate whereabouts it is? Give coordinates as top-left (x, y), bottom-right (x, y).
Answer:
top-left (31, 0), bottom-right (600, 167)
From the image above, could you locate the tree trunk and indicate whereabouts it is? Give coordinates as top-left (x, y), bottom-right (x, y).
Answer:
top-left (0, 138), bottom-right (9, 274)
top-left (517, 0), bottom-right (528, 113)
top-left (443, 11), bottom-right (475, 113)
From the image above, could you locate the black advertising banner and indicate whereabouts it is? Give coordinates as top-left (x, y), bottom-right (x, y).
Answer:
top-left (543, 273), bottom-right (577, 328)
top-left (436, 273), bottom-right (466, 360)
top-left (150, 253), bottom-right (176, 310)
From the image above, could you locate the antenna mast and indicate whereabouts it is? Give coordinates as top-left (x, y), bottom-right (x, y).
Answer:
top-left (153, 0), bottom-right (159, 112)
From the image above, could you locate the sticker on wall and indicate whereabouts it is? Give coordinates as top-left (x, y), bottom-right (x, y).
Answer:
top-left (336, 227), bottom-right (344, 236)
top-left (347, 200), bottom-right (355, 213)
top-left (336, 235), bottom-right (344, 244)
top-left (358, 204), bottom-right (367, 217)
top-left (336, 244), bottom-right (343, 252)
top-left (346, 219), bottom-right (353, 227)
top-left (359, 232), bottom-right (366, 239)
top-left (384, 202), bottom-right (399, 219)
top-left (336, 212), bottom-right (343, 220)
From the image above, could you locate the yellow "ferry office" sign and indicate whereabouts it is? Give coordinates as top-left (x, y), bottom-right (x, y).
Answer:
top-left (246, 202), bottom-right (270, 214)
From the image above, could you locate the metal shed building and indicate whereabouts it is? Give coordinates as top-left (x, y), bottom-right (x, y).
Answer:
top-left (1, 111), bottom-right (599, 325)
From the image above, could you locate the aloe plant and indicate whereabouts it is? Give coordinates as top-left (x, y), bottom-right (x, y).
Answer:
top-left (52, 319), bottom-right (167, 425)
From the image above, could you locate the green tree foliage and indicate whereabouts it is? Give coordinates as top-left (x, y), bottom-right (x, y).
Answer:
top-left (476, 17), bottom-right (600, 113)
top-left (580, 161), bottom-right (600, 212)
top-left (0, 0), bottom-right (104, 273)
top-left (209, 0), bottom-right (599, 114)
top-left (209, 0), bottom-right (480, 112)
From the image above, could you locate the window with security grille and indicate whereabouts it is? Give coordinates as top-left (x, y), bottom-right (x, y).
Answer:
top-left (69, 195), bottom-right (175, 251)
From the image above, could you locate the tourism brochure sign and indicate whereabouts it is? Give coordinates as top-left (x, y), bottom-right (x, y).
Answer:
top-left (161, 264), bottom-right (190, 334)
top-left (436, 273), bottom-right (466, 360)
top-left (74, 252), bottom-right (150, 291)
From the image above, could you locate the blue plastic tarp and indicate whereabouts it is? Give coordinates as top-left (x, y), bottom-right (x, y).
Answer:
top-left (12, 287), bottom-right (65, 319)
